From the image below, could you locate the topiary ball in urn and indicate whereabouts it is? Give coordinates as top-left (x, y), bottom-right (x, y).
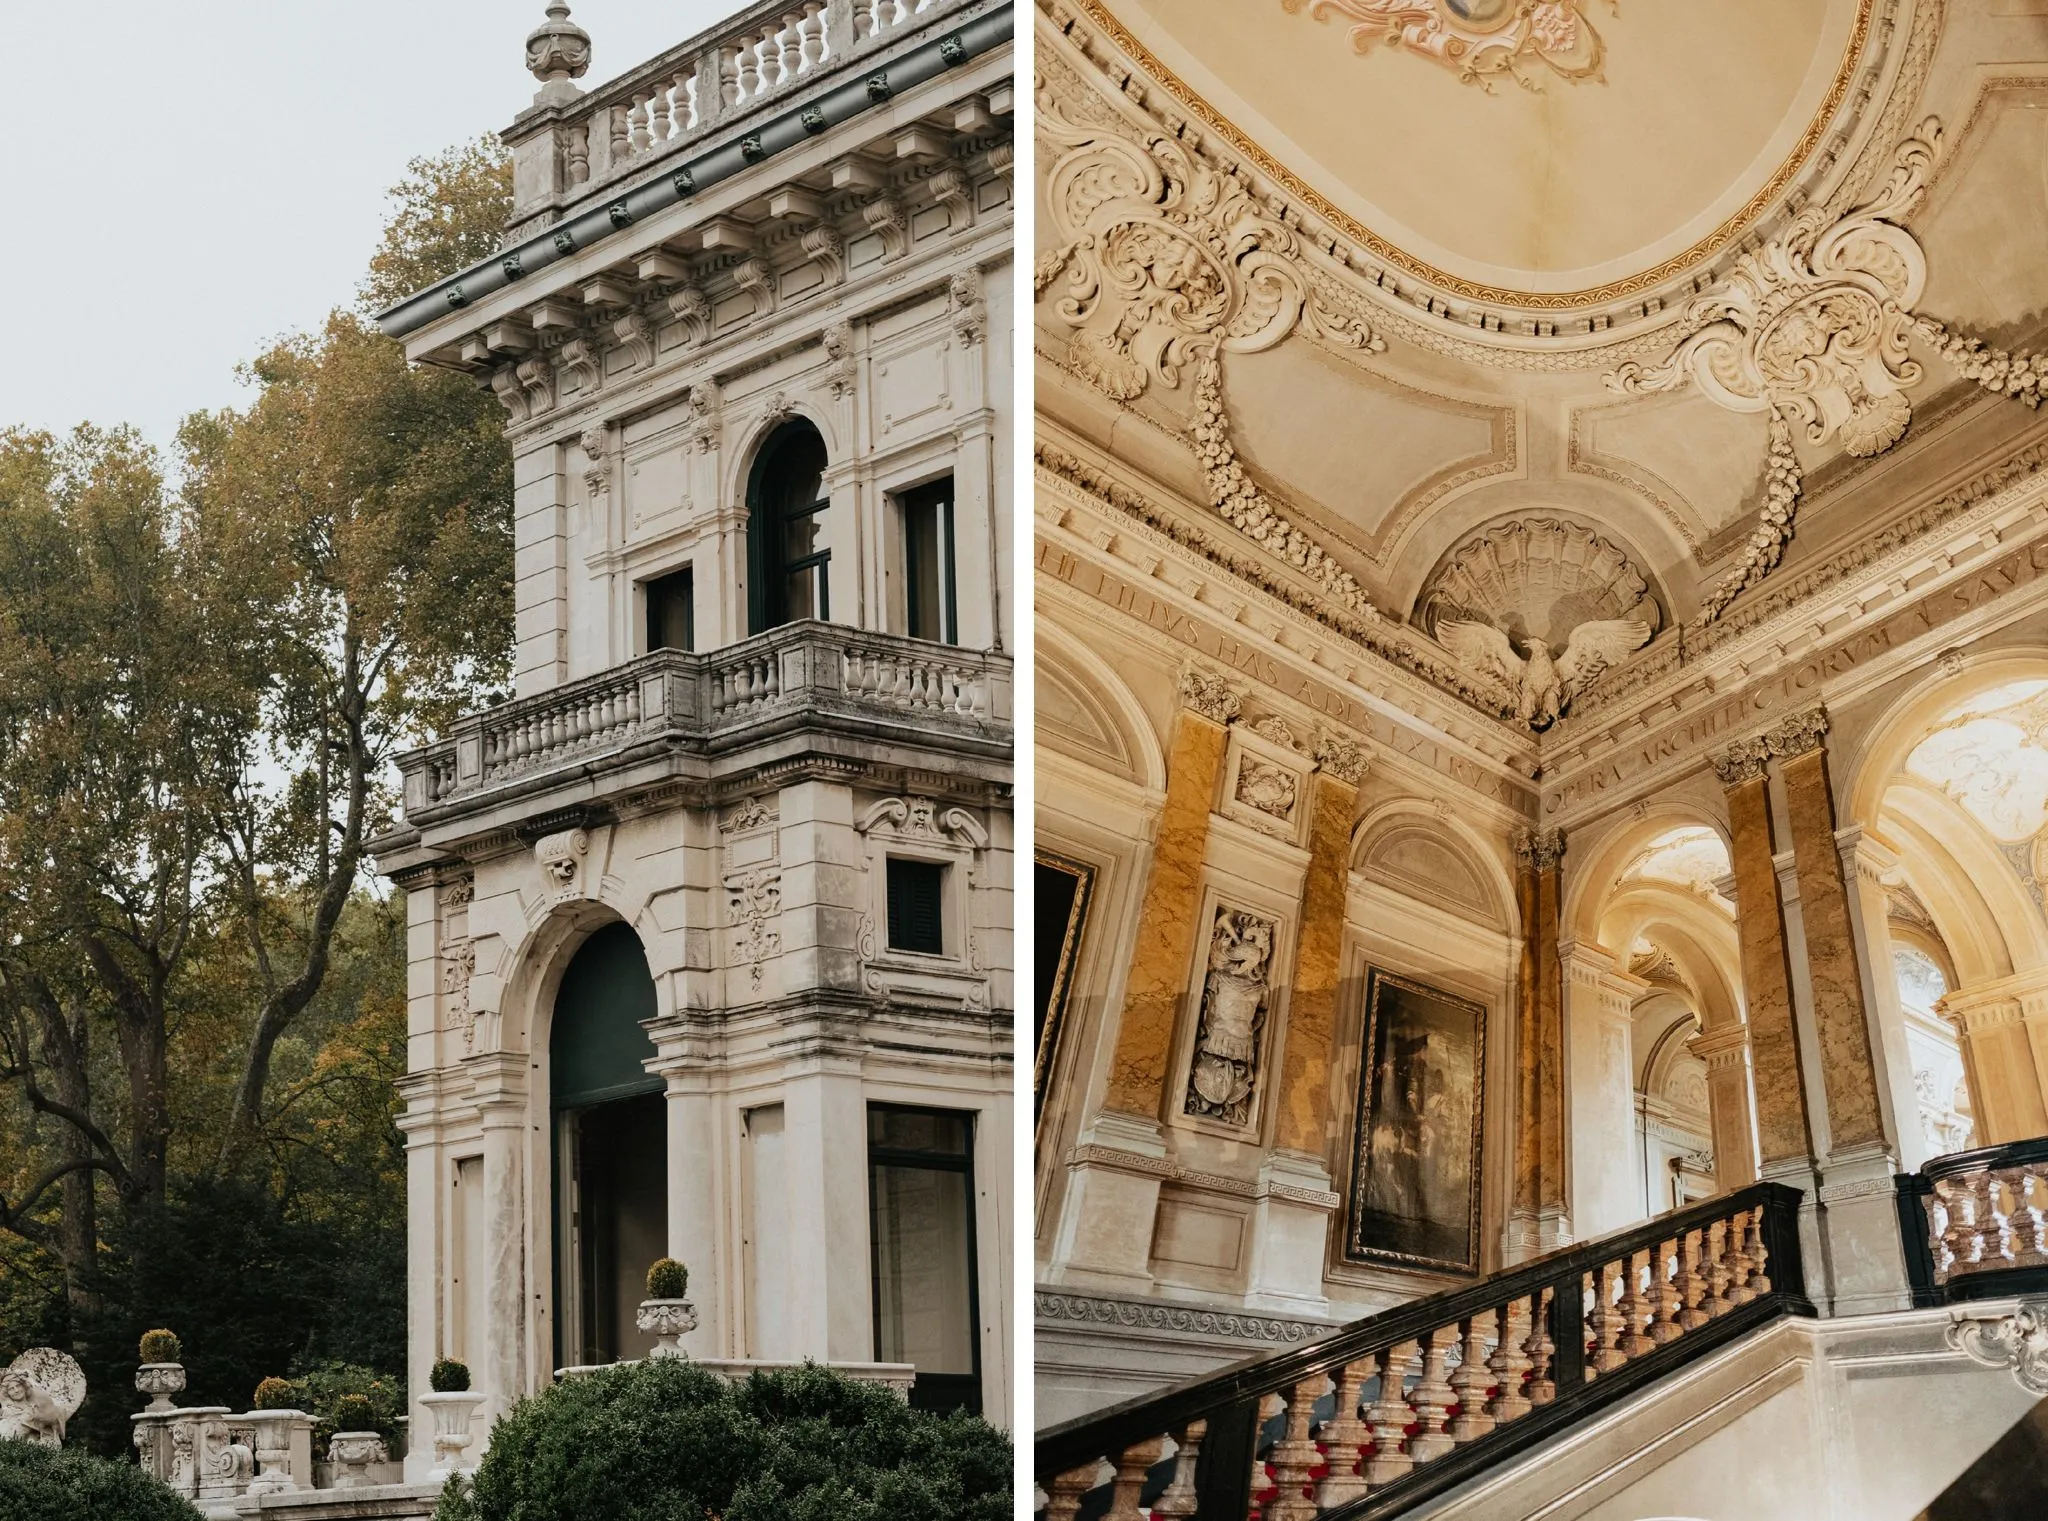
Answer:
top-left (430, 1359), bottom-right (471, 1394)
top-left (137, 1330), bottom-right (182, 1367)
top-left (636, 1258), bottom-right (695, 1358)
top-left (252, 1378), bottom-right (296, 1411)
top-left (134, 1330), bottom-right (185, 1413)
top-left (644, 1258), bottom-right (688, 1300)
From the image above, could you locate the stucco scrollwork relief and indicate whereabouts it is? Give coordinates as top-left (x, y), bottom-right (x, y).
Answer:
top-left (1234, 758), bottom-right (1298, 820)
top-left (1949, 1298), bottom-right (2048, 1396)
top-left (1177, 663), bottom-right (1244, 727)
top-left (1185, 907), bottom-right (1277, 1129)
top-left (726, 868), bottom-right (783, 990)
top-left (1282, 0), bottom-right (1615, 92)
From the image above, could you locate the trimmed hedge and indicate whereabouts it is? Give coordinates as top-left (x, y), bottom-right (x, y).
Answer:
top-left (0, 1440), bottom-right (203, 1521)
top-left (436, 1359), bottom-right (1009, 1521)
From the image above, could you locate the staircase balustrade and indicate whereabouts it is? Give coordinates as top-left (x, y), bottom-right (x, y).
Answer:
top-left (1034, 1183), bottom-right (1810, 1521)
top-left (1897, 1136), bottom-right (2048, 1303)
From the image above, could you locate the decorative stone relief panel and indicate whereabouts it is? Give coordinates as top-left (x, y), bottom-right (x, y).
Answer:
top-left (440, 876), bottom-right (478, 1054)
top-left (1282, 0), bottom-right (1614, 91)
top-left (721, 796), bottom-right (781, 993)
top-left (1219, 723), bottom-right (1311, 841)
top-left (1184, 906), bottom-right (1278, 1130)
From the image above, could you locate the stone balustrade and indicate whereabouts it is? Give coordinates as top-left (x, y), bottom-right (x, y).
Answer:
top-left (1034, 1185), bottom-right (1810, 1521)
top-left (1899, 1136), bottom-right (2048, 1297)
top-left (557, 1355), bottom-right (916, 1398)
top-left (399, 623), bottom-right (1011, 820)
top-left (512, 0), bottom-right (952, 221)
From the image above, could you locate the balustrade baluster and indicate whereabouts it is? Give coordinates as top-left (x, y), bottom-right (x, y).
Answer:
top-left (629, 99), bottom-right (651, 154)
top-left (1746, 1208), bottom-right (1773, 1295)
top-left (571, 698), bottom-right (592, 745)
top-left (1408, 1325), bottom-right (1458, 1462)
top-left (1448, 1313), bottom-right (1496, 1441)
top-left (1364, 1341), bottom-right (1419, 1485)
top-left (801, 1), bottom-right (826, 66)
top-left (719, 46), bottom-right (742, 108)
top-left (737, 34), bottom-right (763, 99)
top-left (1040, 1463), bottom-right (1098, 1521)
top-left (1676, 1228), bottom-right (1709, 1330)
top-left (774, 13), bottom-right (800, 84)
top-left (1703, 1219), bottom-right (1732, 1315)
top-left (1725, 1210), bottom-right (1758, 1304)
top-left (764, 657), bottom-right (781, 699)
top-left (1525, 1288), bottom-right (1556, 1404)
top-left (1266, 1377), bottom-right (1328, 1521)
top-left (1618, 1249), bottom-right (1654, 1358)
top-left (1587, 1263), bottom-right (1625, 1374)
top-left (679, 72), bottom-right (699, 130)
top-left (1250, 1392), bottom-right (1285, 1512)
top-left (650, 84), bottom-right (673, 145)
top-left (2020, 1173), bottom-right (2048, 1264)
top-left (1102, 1437), bottom-right (1163, 1521)
top-left (1314, 1359), bottom-right (1374, 1508)
top-left (610, 104), bottom-right (630, 161)
top-left (625, 684), bottom-right (642, 728)
top-left (1649, 1240), bottom-right (1683, 1345)
top-left (1149, 1420), bottom-right (1205, 1520)
top-left (1489, 1297), bottom-right (1534, 1422)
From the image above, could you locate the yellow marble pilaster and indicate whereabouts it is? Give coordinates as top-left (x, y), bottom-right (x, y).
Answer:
top-left (1270, 745), bottom-right (1365, 1157)
top-left (1940, 974), bottom-right (2048, 1143)
top-left (1714, 747), bottom-right (1814, 1169)
top-left (1511, 828), bottom-right (1568, 1248)
top-left (1100, 671), bottom-right (1235, 1120)
top-left (1776, 717), bottom-right (1889, 1155)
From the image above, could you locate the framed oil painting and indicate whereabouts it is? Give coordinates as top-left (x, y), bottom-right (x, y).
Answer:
top-left (1344, 968), bottom-right (1485, 1275)
top-left (1033, 850), bottom-right (1095, 1129)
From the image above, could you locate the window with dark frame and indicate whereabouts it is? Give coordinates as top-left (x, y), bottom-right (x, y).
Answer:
top-left (868, 1105), bottom-right (980, 1415)
top-left (898, 476), bottom-right (957, 645)
top-left (644, 567), bottom-right (694, 653)
top-left (885, 857), bottom-right (946, 955)
top-left (747, 421), bottom-right (831, 634)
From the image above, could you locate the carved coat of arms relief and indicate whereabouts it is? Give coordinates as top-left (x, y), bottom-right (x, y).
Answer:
top-left (1283, 0), bottom-right (1615, 90)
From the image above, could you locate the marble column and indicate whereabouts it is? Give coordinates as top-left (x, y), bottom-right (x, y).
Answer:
top-left (1047, 665), bottom-right (1237, 1290)
top-left (1835, 825), bottom-right (1931, 1170)
top-left (1712, 743), bottom-right (1815, 1172)
top-left (1247, 735), bottom-right (1366, 1314)
top-left (1560, 942), bottom-right (1647, 1239)
top-left (1510, 828), bottom-right (1569, 1254)
top-left (1770, 708), bottom-right (1910, 1314)
top-left (1687, 1023), bottom-right (1759, 1192)
top-left (1940, 971), bottom-right (2048, 1143)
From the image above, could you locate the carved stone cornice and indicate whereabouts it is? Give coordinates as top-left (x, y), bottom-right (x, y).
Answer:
top-left (1177, 663), bottom-right (1242, 726)
top-left (1511, 827), bottom-right (1565, 874)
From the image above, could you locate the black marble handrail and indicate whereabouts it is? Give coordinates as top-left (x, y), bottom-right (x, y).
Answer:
top-left (1036, 1182), bottom-right (1811, 1521)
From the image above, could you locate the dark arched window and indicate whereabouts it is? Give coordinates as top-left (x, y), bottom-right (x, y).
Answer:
top-left (550, 922), bottom-right (665, 1369)
top-left (746, 420), bottom-right (830, 634)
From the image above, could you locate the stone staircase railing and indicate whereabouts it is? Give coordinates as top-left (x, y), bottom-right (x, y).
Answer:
top-left (399, 622), bottom-right (1011, 817)
top-left (1897, 1135), bottom-right (2048, 1304)
top-left (1034, 1182), bottom-right (1812, 1521)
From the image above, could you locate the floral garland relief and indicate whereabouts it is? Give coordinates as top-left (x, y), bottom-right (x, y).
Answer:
top-left (1609, 119), bottom-right (2048, 627)
top-left (1282, 0), bottom-right (1616, 92)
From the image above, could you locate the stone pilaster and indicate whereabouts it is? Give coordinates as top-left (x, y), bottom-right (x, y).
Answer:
top-left (1687, 1023), bottom-right (1759, 1192)
top-left (646, 1015), bottom-right (722, 1358)
top-left (1560, 942), bottom-right (1647, 1239)
top-left (1712, 740), bottom-right (1815, 1171)
top-left (1048, 665), bottom-right (1237, 1291)
top-left (1835, 825), bottom-right (1929, 1169)
top-left (470, 1055), bottom-right (530, 1421)
top-left (1246, 736), bottom-right (1365, 1314)
top-left (1510, 827), bottom-right (1569, 1254)
top-left (1940, 971), bottom-right (2048, 1143)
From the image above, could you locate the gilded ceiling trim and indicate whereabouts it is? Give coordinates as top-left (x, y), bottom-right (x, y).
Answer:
top-left (1053, 0), bottom-right (1877, 312)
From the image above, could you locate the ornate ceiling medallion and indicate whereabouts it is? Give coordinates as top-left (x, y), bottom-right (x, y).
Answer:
top-left (1283, 0), bottom-right (1614, 91)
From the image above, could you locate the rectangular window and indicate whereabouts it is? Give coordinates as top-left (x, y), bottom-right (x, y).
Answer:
top-left (899, 478), bottom-right (957, 645)
top-left (886, 858), bottom-right (946, 955)
top-left (644, 567), bottom-right (694, 652)
top-left (869, 1106), bottom-right (979, 1415)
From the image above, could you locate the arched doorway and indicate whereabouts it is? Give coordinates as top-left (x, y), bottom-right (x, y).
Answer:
top-left (551, 921), bottom-right (666, 1370)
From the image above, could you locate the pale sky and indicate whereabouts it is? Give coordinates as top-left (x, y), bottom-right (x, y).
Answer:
top-left (0, 1), bottom-right (737, 455)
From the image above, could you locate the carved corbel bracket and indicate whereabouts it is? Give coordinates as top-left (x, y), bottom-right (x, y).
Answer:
top-left (665, 284), bottom-right (713, 346)
top-left (800, 223), bottom-right (846, 285)
top-left (733, 256), bottom-right (777, 318)
top-left (862, 194), bottom-right (910, 259)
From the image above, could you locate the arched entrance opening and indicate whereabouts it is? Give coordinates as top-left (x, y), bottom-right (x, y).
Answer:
top-left (550, 921), bottom-right (665, 1370)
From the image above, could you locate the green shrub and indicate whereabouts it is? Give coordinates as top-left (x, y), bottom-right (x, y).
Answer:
top-left (283, 1361), bottom-right (404, 1457)
top-left (644, 1257), bottom-right (688, 1300)
top-left (431, 1358), bottom-right (471, 1393)
top-left (447, 1359), bottom-right (1010, 1521)
top-left (252, 1377), bottom-right (295, 1410)
top-left (0, 1440), bottom-right (203, 1521)
top-left (137, 1329), bottom-right (182, 1365)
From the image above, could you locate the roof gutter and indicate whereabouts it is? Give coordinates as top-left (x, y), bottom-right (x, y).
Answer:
top-left (376, 2), bottom-right (1014, 341)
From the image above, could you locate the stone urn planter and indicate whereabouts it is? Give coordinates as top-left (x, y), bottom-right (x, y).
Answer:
top-left (243, 1409), bottom-right (302, 1497)
top-left (635, 1298), bottom-right (698, 1359)
top-left (135, 1362), bottom-right (185, 1414)
top-left (326, 1430), bottom-right (388, 1489)
top-left (418, 1391), bottom-right (486, 1475)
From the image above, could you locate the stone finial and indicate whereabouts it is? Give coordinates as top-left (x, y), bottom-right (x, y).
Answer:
top-left (1177, 664), bottom-right (1241, 726)
top-left (527, 2), bottom-right (593, 101)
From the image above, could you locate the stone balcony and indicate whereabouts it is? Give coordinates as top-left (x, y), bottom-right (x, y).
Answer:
top-left (388, 622), bottom-right (1011, 844)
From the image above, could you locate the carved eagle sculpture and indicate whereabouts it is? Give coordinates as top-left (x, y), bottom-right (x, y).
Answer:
top-left (1438, 617), bottom-right (1652, 730)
